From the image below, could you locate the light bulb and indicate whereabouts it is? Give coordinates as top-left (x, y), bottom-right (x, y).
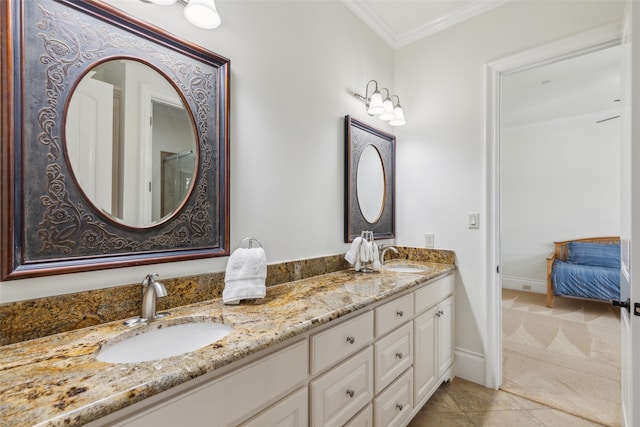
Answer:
top-left (378, 97), bottom-right (396, 121)
top-left (389, 106), bottom-right (406, 126)
top-left (367, 91), bottom-right (384, 115)
top-left (184, 0), bottom-right (221, 29)
top-left (147, 0), bottom-right (178, 5)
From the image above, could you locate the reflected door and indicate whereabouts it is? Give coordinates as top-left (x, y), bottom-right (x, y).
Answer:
top-left (66, 74), bottom-right (114, 213)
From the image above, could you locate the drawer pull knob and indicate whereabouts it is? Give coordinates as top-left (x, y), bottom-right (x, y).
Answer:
top-left (346, 389), bottom-right (355, 398)
top-left (396, 310), bottom-right (404, 317)
top-left (396, 403), bottom-right (403, 411)
top-left (395, 352), bottom-right (403, 359)
top-left (346, 336), bottom-right (355, 344)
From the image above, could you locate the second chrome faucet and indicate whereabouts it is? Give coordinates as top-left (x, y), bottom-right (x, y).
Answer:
top-left (379, 245), bottom-right (399, 266)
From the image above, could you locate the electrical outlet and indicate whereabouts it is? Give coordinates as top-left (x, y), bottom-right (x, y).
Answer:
top-left (424, 233), bottom-right (435, 248)
top-left (522, 284), bottom-right (532, 291)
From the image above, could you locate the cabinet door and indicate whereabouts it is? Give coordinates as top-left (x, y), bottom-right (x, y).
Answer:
top-left (437, 296), bottom-right (454, 377)
top-left (241, 387), bottom-right (308, 427)
top-left (413, 306), bottom-right (437, 405)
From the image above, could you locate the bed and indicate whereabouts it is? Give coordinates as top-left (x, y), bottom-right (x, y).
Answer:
top-left (546, 236), bottom-right (620, 308)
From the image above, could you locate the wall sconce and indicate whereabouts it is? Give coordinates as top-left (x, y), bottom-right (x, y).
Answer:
top-left (141, 0), bottom-right (221, 29)
top-left (354, 80), bottom-right (406, 127)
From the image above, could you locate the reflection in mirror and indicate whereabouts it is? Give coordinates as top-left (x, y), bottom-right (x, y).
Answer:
top-left (357, 145), bottom-right (385, 223)
top-left (66, 60), bottom-right (197, 228)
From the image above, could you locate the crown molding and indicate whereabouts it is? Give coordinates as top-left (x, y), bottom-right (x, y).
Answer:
top-left (395, 0), bottom-right (512, 48)
top-left (342, 0), bottom-right (397, 47)
top-left (343, 0), bottom-right (512, 49)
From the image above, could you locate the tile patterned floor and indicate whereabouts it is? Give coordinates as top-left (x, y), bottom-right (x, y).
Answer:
top-left (408, 377), bottom-right (604, 426)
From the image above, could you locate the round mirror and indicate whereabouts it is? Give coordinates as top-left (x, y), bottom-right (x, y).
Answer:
top-left (356, 144), bottom-right (385, 223)
top-left (65, 59), bottom-right (197, 228)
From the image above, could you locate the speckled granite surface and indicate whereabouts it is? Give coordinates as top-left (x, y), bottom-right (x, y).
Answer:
top-left (0, 253), bottom-right (454, 427)
top-left (0, 248), bottom-right (452, 346)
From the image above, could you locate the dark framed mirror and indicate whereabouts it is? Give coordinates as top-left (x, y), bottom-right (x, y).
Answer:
top-left (344, 116), bottom-right (396, 242)
top-left (1, 0), bottom-right (230, 279)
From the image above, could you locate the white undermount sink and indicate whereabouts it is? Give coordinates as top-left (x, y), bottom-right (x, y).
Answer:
top-left (383, 263), bottom-right (432, 273)
top-left (97, 321), bottom-right (232, 364)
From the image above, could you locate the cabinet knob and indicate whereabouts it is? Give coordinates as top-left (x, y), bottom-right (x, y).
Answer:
top-left (396, 310), bottom-right (404, 317)
top-left (346, 336), bottom-right (355, 344)
top-left (346, 389), bottom-right (355, 398)
top-left (396, 403), bottom-right (403, 411)
top-left (395, 352), bottom-right (403, 359)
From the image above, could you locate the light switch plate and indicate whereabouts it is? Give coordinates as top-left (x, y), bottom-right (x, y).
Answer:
top-left (468, 212), bottom-right (480, 229)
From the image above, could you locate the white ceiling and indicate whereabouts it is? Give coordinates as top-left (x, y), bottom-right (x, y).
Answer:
top-left (343, 0), bottom-right (512, 48)
top-left (501, 44), bottom-right (621, 129)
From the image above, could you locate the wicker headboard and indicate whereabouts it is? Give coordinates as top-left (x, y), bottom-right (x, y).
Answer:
top-left (553, 236), bottom-right (620, 261)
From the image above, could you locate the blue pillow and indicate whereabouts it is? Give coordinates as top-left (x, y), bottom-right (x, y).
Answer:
top-left (566, 242), bottom-right (620, 269)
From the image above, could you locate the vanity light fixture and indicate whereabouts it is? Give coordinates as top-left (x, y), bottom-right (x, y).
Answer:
top-left (354, 80), bottom-right (406, 126)
top-left (142, 0), bottom-right (222, 29)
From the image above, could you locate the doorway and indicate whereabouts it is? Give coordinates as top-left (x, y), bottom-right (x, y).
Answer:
top-left (483, 22), bottom-right (622, 400)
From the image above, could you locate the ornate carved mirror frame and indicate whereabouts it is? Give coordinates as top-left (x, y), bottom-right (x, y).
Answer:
top-left (1, 0), bottom-right (230, 279)
top-left (344, 116), bottom-right (396, 242)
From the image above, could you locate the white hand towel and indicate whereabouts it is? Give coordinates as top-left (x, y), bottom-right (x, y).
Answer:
top-left (372, 243), bottom-right (381, 269)
top-left (223, 247), bottom-right (267, 304)
top-left (345, 237), bottom-right (363, 265)
top-left (359, 240), bottom-right (370, 263)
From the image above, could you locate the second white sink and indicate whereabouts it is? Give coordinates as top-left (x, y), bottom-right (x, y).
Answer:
top-left (97, 321), bottom-right (232, 364)
top-left (383, 263), bottom-right (432, 273)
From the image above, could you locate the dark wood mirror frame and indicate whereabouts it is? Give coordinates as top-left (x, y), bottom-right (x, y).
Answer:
top-left (344, 116), bottom-right (396, 242)
top-left (1, 0), bottom-right (230, 280)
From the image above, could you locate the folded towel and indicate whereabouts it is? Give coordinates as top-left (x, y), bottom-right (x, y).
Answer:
top-left (359, 240), bottom-right (371, 263)
top-left (345, 237), bottom-right (363, 265)
top-left (223, 247), bottom-right (267, 304)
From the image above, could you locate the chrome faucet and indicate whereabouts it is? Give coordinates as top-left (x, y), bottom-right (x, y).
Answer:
top-left (126, 273), bottom-right (169, 325)
top-left (379, 245), bottom-right (399, 266)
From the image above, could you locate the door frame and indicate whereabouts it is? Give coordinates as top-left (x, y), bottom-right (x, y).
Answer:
top-left (483, 23), bottom-right (622, 389)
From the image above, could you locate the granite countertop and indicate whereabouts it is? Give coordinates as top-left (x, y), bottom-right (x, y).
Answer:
top-left (0, 261), bottom-right (454, 426)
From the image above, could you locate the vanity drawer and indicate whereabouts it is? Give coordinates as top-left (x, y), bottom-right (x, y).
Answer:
top-left (375, 293), bottom-right (413, 337)
top-left (415, 274), bottom-right (454, 315)
top-left (344, 403), bottom-right (373, 427)
top-left (310, 346), bottom-right (374, 427)
top-left (311, 310), bottom-right (373, 375)
top-left (373, 368), bottom-right (413, 427)
top-left (374, 322), bottom-right (413, 394)
top-left (240, 386), bottom-right (307, 427)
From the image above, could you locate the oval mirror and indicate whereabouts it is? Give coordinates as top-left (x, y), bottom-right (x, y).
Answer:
top-left (356, 144), bottom-right (385, 223)
top-left (65, 59), bottom-right (197, 228)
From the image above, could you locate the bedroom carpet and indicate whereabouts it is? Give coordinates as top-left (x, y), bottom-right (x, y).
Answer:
top-left (501, 289), bottom-right (621, 426)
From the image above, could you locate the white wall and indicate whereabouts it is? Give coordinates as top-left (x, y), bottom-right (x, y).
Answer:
top-left (393, 0), bottom-right (624, 379)
top-left (501, 114), bottom-right (621, 293)
top-left (0, 1), bottom-right (394, 302)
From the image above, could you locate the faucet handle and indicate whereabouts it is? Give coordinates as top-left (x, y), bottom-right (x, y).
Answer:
top-left (142, 273), bottom-right (159, 287)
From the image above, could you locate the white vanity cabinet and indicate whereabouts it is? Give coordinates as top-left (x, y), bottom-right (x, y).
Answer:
top-left (90, 272), bottom-right (454, 427)
top-left (413, 274), bottom-right (454, 409)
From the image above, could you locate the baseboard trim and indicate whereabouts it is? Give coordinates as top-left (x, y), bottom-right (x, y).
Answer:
top-left (502, 276), bottom-right (546, 294)
top-left (453, 347), bottom-right (485, 386)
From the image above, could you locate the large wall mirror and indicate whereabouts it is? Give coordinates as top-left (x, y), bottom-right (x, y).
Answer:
top-left (344, 116), bottom-right (396, 242)
top-left (1, 0), bottom-right (230, 279)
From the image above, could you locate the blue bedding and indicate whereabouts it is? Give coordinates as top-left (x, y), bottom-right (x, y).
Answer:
top-left (551, 260), bottom-right (620, 301)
